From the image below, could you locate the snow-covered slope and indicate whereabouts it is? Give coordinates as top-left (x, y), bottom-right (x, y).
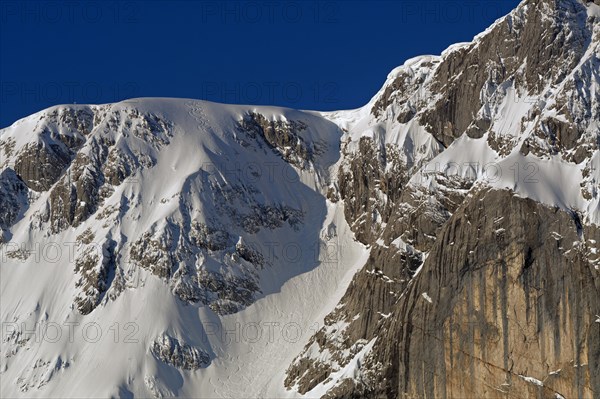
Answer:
top-left (0, 99), bottom-right (371, 397)
top-left (1, 0), bottom-right (599, 397)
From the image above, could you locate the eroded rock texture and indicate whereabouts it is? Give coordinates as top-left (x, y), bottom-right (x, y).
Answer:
top-left (237, 111), bottom-right (325, 169)
top-left (324, 189), bottom-right (600, 398)
top-left (151, 334), bottom-right (210, 370)
top-left (287, 0), bottom-right (600, 396)
top-left (420, 0), bottom-right (595, 146)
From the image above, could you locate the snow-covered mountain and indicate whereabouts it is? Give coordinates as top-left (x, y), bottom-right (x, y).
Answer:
top-left (1, 0), bottom-right (599, 397)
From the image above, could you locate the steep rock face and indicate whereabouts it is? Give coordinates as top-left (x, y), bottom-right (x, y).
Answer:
top-left (42, 139), bottom-right (108, 234)
top-left (287, 1), bottom-right (600, 395)
top-left (336, 189), bottom-right (600, 398)
top-left (337, 137), bottom-right (411, 244)
top-left (287, 132), bottom-right (473, 393)
top-left (11, 108), bottom-right (92, 192)
top-left (284, 182), bottom-right (462, 394)
top-left (420, 0), bottom-right (596, 146)
top-left (371, 57), bottom-right (439, 122)
top-left (73, 235), bottom-right (119, 315)
top-left (14, 142), bottom-right (73, 192)
top-left (366, 0), bottom-right (600, 163)
top-left (285, 241), bottom-right (420, 394)
top-left (521, 36), bottom-right (600, 161)
top-left (0, 168), bottom-right (29, 241)
top-left (237, 112), bottom-right (325, 169)
top-left (39, 108), bottom-right (173, 234)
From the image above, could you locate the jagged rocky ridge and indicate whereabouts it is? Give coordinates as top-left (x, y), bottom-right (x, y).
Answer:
top-left (284, 0), bottom-right (600, 396)
top-left (0, 0), bottom-right (599, 397)
top-left (0, 99), bottom-right (343, 396)
top-left (0, 103), bottom-right (332, 317)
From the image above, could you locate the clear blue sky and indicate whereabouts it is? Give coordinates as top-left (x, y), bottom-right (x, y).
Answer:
top-left (0, 0), bottom-right (519, 128)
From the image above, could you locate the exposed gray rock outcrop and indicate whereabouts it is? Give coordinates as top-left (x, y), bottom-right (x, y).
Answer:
top-left (73, 237), bottom-right (117, 315)
top-left (0, 168), bottom-right (28, 241)
top-left (129, 217), bottom-right (269, 315)
top-left (11, 108), bottom-right (92, 192)
top-left (237, 112), bottom-right (326, 169)
top-left (318, 189), bottom-right (600, 398)
top-left (150, 334), bottom-right (210, 370)
top-left (420, 0), bottom-right (595, 146)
